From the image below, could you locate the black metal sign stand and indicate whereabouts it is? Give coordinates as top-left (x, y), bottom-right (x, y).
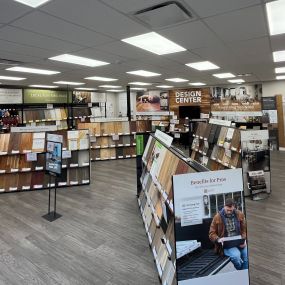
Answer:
top-left (42, 172), bottom-right (62, 222)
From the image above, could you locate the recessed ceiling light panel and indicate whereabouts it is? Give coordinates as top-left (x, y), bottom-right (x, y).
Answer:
top-left (14, 0), bottom-right (51, 8)
top-left (273, 50), bottom-right (285, 62)
top-left (99, 85), bottom-right (122, 88)
top-left (85, 76), bottom-right (118, 82)
top-left (275, 67), bottom-right (285, 74)
top-left (126, 70), bottom-right (161, 77)
top-left (0, 75), bottom-right (26, 81)
top-left (122, 32), bottom-right (186, 55)
top-left (276, 75), bottom-right (285, 80)
top-left (165, 78), bottom-right (188, 82)
top-left (189, 82), bottom-right (206, 86)
top-left (29, 85), bottom-right (58, 88)
top-left (49, 54), bottom-right (109, 67)
top-left (7, 66), bottom-right (60, 75)
top-left (186, 61), bottom-right (219, 71)
top-left (74, 87), bottom-right (97, 91)
top-left (156, 85), bottom-right (174, 88)
top-left (54, 81), bottom-right (85, 86)
top-left (128, 82), bottom-right (152, 86)
top-left (266, 0), bottom-right (285, 36)
top-left (228, 79), bottom-right (245, 83)
top-left (213, 73), bottom-right (235, 79)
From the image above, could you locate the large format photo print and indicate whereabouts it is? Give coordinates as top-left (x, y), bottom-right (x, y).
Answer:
top-left (173, 169), bottom-right (250, 285)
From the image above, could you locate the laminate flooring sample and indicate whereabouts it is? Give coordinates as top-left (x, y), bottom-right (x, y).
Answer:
top-left (0, 133), bottom-right (10, 152)
top-left (231, 129), bottom-right (241, 151)
top-left (20, 133), bottom-right (33, 152)
top-left (208, 124), bottom-right (218, 143)
top-left (116, 147), bottom-right (124, 158)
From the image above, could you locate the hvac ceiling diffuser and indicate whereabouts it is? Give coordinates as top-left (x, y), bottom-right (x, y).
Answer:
top-left (134, 1), bottom-right (193, 28)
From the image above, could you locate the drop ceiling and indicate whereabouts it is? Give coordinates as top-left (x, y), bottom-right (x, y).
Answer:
top-left (0, 0), bottom-right (281, 89)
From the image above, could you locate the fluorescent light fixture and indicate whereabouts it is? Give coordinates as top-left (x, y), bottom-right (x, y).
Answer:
top-left (273, 50), bottom-right (285, 62)
top-left (128, 82), bottom-right (152, 86)
top-left (106, 89), bottom-right (124, 92)
top-left (14, 0), bottom-right (51, 8)
top-left (186, 61), bottom-right (220, 71)
top-left (49, 54), bottom-right (109, 67)
top-left (85, 76), bottom-right (118, 82)
top-left (156, 85), bottom-right (174, 88)
top-left (189, 82), bottom-right (206, 86)
top-left (74, 87), bottom-right (97, 91)
top-left (126, 70), bottom-right (161, 77)
top-left (165, 78), bottom-right (188, 82)
top-left (29, 85), bottom-right (58, 88)
top-left (122, 32), bottom-right (186, 55)
top-left (213, 73), bottom-right (235, 79)
top-left (99, 85), bottom-right (122, 88)
top-left (131, 87), bottom-right (147, 91)
top-left (6, 66), bottom-right (60, 75)
top-left (54, 81), bottom-right (85, 86)
top-left (266, 0), bottom-right (285, 36)
top-left (228, 79), bottom-right (245, 83)
top-left (275, 67), bottom-right (285, 74)
top-left (0, 75), bottom-right (26, 81)
top-left (276, 75), bottom-right (285, 80)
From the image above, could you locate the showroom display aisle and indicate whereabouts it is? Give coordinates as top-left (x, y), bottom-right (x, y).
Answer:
top-left (0, 156), bottom-right (282, 284)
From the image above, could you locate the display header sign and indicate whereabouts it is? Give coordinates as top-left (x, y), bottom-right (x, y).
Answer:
top-left (0, 88), bottom-right (22, 104)
top-left (24, 89), bottom-right (69, 104)
top-left (174, 90), bottom-right (202, 104)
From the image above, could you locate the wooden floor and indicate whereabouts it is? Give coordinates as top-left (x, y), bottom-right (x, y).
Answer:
top-left (0, 152), bottom-right (283, 284)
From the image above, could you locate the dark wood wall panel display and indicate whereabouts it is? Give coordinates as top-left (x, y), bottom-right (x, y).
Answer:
top-left (169, 88), bottom-right (211, 118)
top-left (137, 134), bottom-right (212, 284)
top-left (190, 122), bottom-right (242, 170)
top-left (0, 129), bottom-right (90, 193)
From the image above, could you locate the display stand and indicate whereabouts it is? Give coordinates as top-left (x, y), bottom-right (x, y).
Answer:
top-left (42, 173), bottom-right (62, 222)
top-left (137, 132), bottom-right (250, 285)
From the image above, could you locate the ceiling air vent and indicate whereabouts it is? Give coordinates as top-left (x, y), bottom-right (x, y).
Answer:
top-left (0, 58), bottom-right (22, 66)
top-left (134, 1), bottom-right (193, 28)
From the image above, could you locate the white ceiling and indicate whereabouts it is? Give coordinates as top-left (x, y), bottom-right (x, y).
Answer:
top-left (0, 0), bottom-right (282, 89)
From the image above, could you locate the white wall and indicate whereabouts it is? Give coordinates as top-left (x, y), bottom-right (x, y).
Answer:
top-left (106, 92), bottom-right (117, 117)
top-left (262, 81), bottom-right (285, 97)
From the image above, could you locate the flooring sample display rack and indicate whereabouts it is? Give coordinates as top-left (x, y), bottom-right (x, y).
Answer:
top-left (0, 129), bottom-right (91, 193)
top-left (137, 133), bottom-right (208, 284)
top-left (190, 121), bottom-right (242, 170)
top-left (78, 119), bottom-right (153, 161)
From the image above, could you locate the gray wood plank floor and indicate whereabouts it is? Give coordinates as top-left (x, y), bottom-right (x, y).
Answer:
top-left (0, 152), bottom-right (283, 284)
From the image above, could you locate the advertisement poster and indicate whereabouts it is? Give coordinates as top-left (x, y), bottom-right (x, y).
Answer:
top-left (136, 90), bottom-right (169, 112)
top-left (241, 130), bottom-right (271, 200)
top-left (46, 139), bottom-right (62, 176)
top-left (173, 169), bottom-right (249, 285)
top-left (24, 89), bottom-right (69, 104)
top-left (0, 88), bottom-right (22, 104)
top-left (73, 91), bottom-right (92, 103)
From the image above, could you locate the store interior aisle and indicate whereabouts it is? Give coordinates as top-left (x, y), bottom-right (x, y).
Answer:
top-left (0, 153), bottom-right (284, 285)
top-left (0, 159), bottom-right (159, 285)
top-left (247, 150), bottom-right (285, 285)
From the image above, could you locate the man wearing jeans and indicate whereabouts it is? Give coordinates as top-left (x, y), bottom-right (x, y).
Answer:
top-left (209, 198), bottom-right (248, 270)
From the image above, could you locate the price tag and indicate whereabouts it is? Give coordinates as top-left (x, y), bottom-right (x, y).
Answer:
top-left (26, 152), bottom-right (37, 162)
top-left (35, 166), bottom-right (44, 171)
top-left (118, 156), bottom-right (123, 159)
top-left (82, 162), bottom-right (90, 166)
top-left (0, 189), bottom-right (4, 192)
top-left (125, 155), bottom-right (131, 158)
top-left (62, 150), bottom-right (72, 159)
top-left (9, 187), bottom-right (18, 191)
top-left (11, 168), bottom-right (19, 173)
top-left (33, 185), bottom-right (43, 189)
top-left (22, 186), bottom-right (30, 190)
top-left (23, 150), bottom-right (31, 153)
top-left (112, 135), bottom-right (119, 141)
top-left (82, 179), bottom-right (90, 184)
top-left (0, 152), bottom-right (7, 156)
top-left (0, 170), bottom-right (6, 174)
top-left (70, 181), bottom-right (79, 185)
top-left (21, 168), bottom-right (31, 172)
top-left (58, 182), bottom-right (67, 186)
top-left (70, 163), bottom-right (79, 168)
top-left (47, 104), bottom-right (53, 109)
top-left (62, 164), bottom-right (67, 168)
top-left (11, 150), bottom-right (19, 154)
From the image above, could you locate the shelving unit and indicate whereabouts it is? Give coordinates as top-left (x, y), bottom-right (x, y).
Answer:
top-left (0, 129), bottom-right (90, 193)
top-left (190, 121), bottom-right (242, 170)
top-left (137, 133), bottom-right (207, 284)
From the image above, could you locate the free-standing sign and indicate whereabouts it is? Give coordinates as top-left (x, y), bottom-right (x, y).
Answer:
top-left (0, 88), bottom-right (22, 104)
top-left (173, 169), bottom-right (249, 285)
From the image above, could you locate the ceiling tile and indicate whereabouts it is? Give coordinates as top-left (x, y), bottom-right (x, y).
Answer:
top-left (12, 11), bottom-right (114, 48)
top-left (165, 51), bottom-right (202, 65)
top-left (0, 50), bottom-right (40, 63)
top-left (159, 20), bottom-right (222, 50)
top-left (40, 0), bottom-right (149, 39)
top-left (101, 0), bottom-right (163, 14)
top-left (204, 5), bottom-right (268, 42)
top-left (271, 34), bottom-right (285, 52)
top-left (184, 0), bottom-right (260, 18)
top-left (0, 0), bottom-right (32, 24)
top-left (0, 26), bottom-right (83, 52)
